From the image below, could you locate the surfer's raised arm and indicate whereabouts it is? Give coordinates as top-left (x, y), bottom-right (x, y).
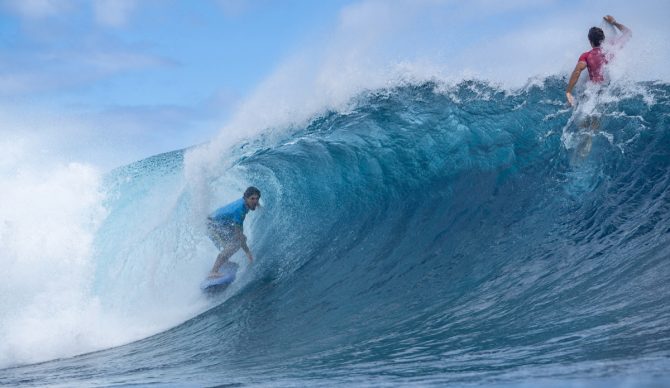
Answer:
top-left (603, 15), bottom-right (631, 37)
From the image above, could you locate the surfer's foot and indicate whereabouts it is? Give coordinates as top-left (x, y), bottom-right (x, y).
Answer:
top-left (208, 272), bottom-right (223, 279)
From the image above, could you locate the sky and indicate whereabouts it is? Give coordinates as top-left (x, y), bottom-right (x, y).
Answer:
top-left (1, 0), bottom-right (669, 170)
top-left (0, 0), bottom-right (353, 169)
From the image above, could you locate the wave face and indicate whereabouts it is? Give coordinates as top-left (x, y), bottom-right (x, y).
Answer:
top-left (2, 79), bottom-right (670, 386)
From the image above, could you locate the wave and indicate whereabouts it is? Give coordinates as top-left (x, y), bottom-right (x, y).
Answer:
top-left (1, 78), bottom-right (669, 386)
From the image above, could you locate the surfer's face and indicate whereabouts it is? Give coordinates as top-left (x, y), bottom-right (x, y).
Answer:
top-left (245, 194), bottom-right (260, 210)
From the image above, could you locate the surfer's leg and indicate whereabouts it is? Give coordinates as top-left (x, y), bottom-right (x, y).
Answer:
top-left (209, 243), bottom-right (239, 277)
top-left (577, 134), bottom-right (593, 158)
top-left (575, 114), bottom-right (598, 158)
top-left (206, 220), bottom-right (226, 250)
top-left (209, 225), bottom-right (242, 277)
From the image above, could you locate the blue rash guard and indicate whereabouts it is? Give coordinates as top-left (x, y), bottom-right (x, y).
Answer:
top-left (209, 198), bottom-right (249, 227)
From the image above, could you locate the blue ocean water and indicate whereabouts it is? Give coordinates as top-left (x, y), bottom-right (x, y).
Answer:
top-left (1, 78), bottom-right (669, 386)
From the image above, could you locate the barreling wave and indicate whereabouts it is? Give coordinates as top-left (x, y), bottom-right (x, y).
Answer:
top-left (2, 78), bottom-right (669, 386)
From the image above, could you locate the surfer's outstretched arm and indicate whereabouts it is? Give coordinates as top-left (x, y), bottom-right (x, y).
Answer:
top-left (566, 61), bottom-right (587, 106)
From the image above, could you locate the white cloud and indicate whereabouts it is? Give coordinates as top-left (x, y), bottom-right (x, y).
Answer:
top-left (0, 48), bottom-right (174, 96)
top-left (77, 49), bottom-right (176, 74)
top-left (468, 0), bottom-right (556, 13)
top-left (0, 72), bottom-right (52, 95)
top-left (1, 0), bottom-right (73, 19)
top-left (2, 0), bottom-right (141, 28)
top-left (93, 0), bottom-right (138, 27)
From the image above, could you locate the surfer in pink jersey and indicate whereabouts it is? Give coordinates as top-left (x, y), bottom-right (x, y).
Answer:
top-left (566, 15), bottom-right (631, 107)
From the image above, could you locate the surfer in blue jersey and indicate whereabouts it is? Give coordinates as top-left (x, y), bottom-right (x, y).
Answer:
top-left (207, 186), bottom-right (261, 278)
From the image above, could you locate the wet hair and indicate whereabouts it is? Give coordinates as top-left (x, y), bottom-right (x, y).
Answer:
top-left (244, 186), bottom-right (261, 198)
top-left (588, 27), bottom-right (605, 47)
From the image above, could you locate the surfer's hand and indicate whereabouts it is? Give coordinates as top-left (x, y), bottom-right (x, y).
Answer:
top-left (566, 92), bottom-right (575, 107)
top-left (603, 15), bottom-right (616, 24)
top-left (247, 252), bottom-right (254, 263)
